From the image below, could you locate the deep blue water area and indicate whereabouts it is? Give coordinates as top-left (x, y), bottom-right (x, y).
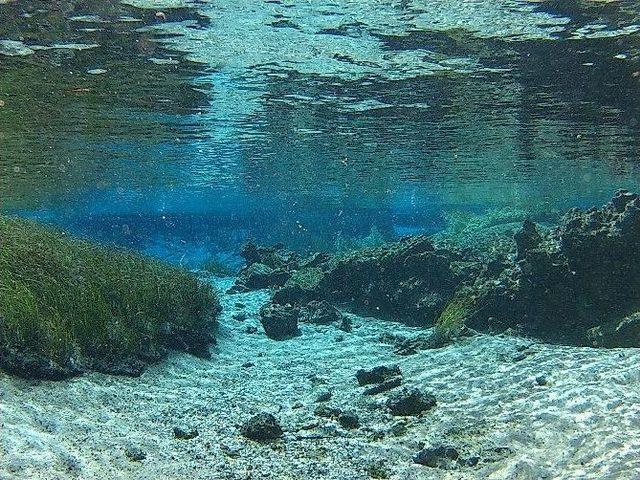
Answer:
top-left (1, 0), bottom-right (639, 265)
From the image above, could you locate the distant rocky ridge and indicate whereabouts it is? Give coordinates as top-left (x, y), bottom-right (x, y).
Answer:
top-left (232, 190), bottom-right (640, 348)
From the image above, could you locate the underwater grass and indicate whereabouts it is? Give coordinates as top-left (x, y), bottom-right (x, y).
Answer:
top-left (434, 292), bottom-right (477, 341)
top-left (0, 216), bottom-right (220, 377)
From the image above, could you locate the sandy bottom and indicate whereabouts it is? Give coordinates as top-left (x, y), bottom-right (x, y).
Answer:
top-left (1, 278), bottom-right (639, 480)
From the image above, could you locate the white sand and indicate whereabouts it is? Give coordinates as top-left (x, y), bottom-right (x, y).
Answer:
top-left (1, 277), bottom-right (639, 479)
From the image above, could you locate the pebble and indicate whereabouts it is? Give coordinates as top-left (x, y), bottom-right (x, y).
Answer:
top-left (173, 425), bottom-right (199, 440)
top-left (240, 413), bottom-right (283, 441)
top-left (315, 390), bottom-right (332, 402)
top-left (124, 446), bottom-right (146, 462)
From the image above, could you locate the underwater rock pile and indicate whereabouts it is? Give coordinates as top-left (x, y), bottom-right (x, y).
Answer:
top-left (0, 216), bottom-right (221, 379)
top-left (235, 191), bottom-right (640, 348)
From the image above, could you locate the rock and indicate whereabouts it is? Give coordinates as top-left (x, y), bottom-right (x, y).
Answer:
top-left (314, 405), bottom-right (342, 418)
top-left (234, 302), bottom-right (246, 309)
top-left (362, 377), bottom-right (403, 396)
top-left (413, 445), bottom-right (459, 468)
top-left (173, 425), bottom-right (199, 440)
top-left (231, 263), bottom-right (290, 291)
top-left (272, 267), bottom-right (325, 305)
top-left (0, 345), bottom-right (83, 380)
top-left (339, 316), bottom-right (353, 332)
top-left (232, 312), bottom-right (247, 321)
top-left (240, 413), bottom-right (283, 441)
top-left (245, 325), bottom-right (258, 334)
top-left (356, 365), bottom-right (402, 386)
top-left (124, 446), bottom-right (147, 462)
top-left (535, 375), bottom-right (548, 386)
top-left (259, 303), bottom-right (300, 340)
top-left (315, 390), bottom-right (332, 402)
top-left (299, 300), bottom-right (344, 325)
top-left (587, 312), bottom-right (640, 348)
top-left (386, 388), bottom-right (436, 416)
top-left (241, 362), bottom-right (254, 368)
top-left (338, 412), bottom-right (359, 429)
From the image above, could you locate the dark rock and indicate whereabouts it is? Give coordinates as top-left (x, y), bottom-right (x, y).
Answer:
top-left (386, 388), bottom-right (436, 416)
top-left (356, 365), bottom-right (402, 386)
top-left (124, 446), bottom-right (147, 462)
top-left (234, 302), bottom-right (246, 309)
top-left (338, 412), bottom-right (359, 429)
top-left (315, 390), bottom-right (332, 402)
top-left (535, 375), bottom-right (548, 386)
top-left (514, 219), bottom-right (542, 260)
top-left (0, 346), bottom-right (83, 380)
top-left (587, 312), bottom-right (640, 348)
top-left (272, 267), bottom-right (325, 305)
top-left (413, 445), bottom-right (459, 468)
top-left (338, 316), bottom-right (353, 332)
top-left (314, 405), bottom-right (342, 418)
top-left (362, 377), bottom-right (403, 396)
top-left (230, 263), bottom-right (290, 292)
top-left (241, 362), bottom-right (254, 368)
top-left (259, 303), bottom-right (300, 340)
top-left (232, 312), bottom-right (247, 321)
top-left (173, 425), bottom-right (199, 440)
top-left (299, 300), bottom-right (344, 325)
top-left (240, 413), bottom-right (283, 441)
top-left (245, 325), bottom-right (258, 334)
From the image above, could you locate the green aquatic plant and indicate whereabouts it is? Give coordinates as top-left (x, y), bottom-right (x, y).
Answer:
top-left (433, 292), bottom-right (477, 341)
top-left (0, 216), bottom-right (220, 377)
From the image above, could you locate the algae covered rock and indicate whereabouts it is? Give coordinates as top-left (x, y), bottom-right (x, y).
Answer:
top-left (386, 387), bottom-right (436, 416)
top-left (259, 302), bottom-right (300, 339)
top-left (0, 216), bottom-right (221, 379)
top-left (240, 412), bottom-right (283, 441)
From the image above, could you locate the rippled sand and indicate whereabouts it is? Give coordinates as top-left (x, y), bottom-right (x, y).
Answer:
top-left (1, 278), bottom-right (639, 479)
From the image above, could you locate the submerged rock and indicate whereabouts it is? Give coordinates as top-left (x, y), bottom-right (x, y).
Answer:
top-left (240, 413), bottom-right (283, 441)
top-left (362, 377), bottom-right (403, 396)
top-left (337, 412), bottom-right (360, 429)
top-left (413, 445), bottom-right (459, 468)
top-left (259, 303), bottom-right (300, 340)
top-left (173, 425), bottom-right (199, 440)
top-left (356, 365), bottom-right (402, 386)
top-left (299, 300), bottom-right (344, 325)
top-left (386, 388), bottom-right (436, 416)
top-left (124, 446), bottom-right (147, 462)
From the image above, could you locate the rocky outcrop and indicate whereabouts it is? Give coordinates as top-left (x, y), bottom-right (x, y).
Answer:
top-left (229, 241), bottom-right (301, 292)
top-left (237, 191), bottom-right (640, 348)
top-left (470, 190), bottom-right (640, 346)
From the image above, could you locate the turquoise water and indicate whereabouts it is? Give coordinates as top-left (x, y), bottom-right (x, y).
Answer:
top-left (1, 0), bottom-right (639, 264)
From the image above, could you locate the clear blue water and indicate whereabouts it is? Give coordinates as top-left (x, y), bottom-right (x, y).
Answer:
top-left (1, 0), bottom-right (639, 264)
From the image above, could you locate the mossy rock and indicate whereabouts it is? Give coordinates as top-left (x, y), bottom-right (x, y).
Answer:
top-left (0, 216), bottom-right (221, 379)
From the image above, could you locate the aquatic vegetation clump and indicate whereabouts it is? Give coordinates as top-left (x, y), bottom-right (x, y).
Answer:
top-left (0, 216), bottom-right (220, 379)
top-left (434, 293), bottom-right (477, 341)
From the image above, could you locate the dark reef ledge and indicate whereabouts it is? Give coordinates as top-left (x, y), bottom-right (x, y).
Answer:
top-left (232, 190), bottom-right (640, 348)
top-left (0, 216), bottom-right (221, 380)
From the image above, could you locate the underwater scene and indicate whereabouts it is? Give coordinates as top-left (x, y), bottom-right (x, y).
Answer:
top-left (1, 0), bottom-right (640, 478)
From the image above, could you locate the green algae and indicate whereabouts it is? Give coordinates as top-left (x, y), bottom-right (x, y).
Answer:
top-left (0, 216), bottom-right (219, 377)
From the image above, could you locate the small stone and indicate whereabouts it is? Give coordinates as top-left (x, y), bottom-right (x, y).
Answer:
top-left (389, 421), bottom-right (407, 436)
top-left (339, 316), bottom-right (353, 332)
top-left (334, 334), bottom-right (345, 342)
top-left (535, 375), bottom-right (548, 386)
top-left (315, 390), bottom-right (332, 402)
top-left (413, 445), bottom-right (459, 468)
top-left (363, 377), bottom-right (402, 396)
top-left (235, 302), bottom-right (246, 309)
top-left (338, 412), bottom-right (359, 429)
top-left (173, 425), bottom-right (198, 440)
top-left (356, 365), bottom-right (402, 386)
top-left (124, 446), bottom-right (146, 462)
top-left (386, 388), bottom-right (436, 416)
top-left (232, 312), bottom-right (247, 321)
top-left (245, 326), bottom-right (258, 334)
top-left (241, 362), bottom-right (255, 368)
top-left (240, 413), bottom-right (283, 441)
top-left (314, 405), bottom-right (342, 418)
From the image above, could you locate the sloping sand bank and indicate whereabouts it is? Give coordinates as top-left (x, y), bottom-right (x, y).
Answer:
top-left (1, 278), bottom-right (639, 479)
